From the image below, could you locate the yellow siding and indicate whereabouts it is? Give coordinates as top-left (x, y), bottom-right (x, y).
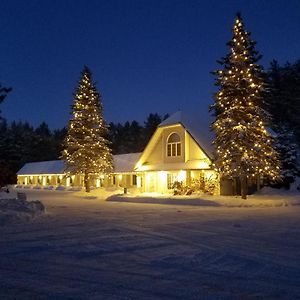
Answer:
top-left (136, 124), bottom-right (211, 169)
top-left (145, 125), bottom-right (186, 165)
top-left (163, 126), bottom-right (185, 164)
top-left (187, 133), bottom-right (208, 160)
top-left (146, 135), bottom-right (163, 164)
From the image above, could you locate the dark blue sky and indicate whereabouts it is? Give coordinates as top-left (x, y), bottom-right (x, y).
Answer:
top-left (1, 0), bottom-right (300, 129)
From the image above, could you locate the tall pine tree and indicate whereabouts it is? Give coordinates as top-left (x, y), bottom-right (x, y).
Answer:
top-left (62, 67), bottom-right (113, 192)
top-left (211, 14), bottom-right (280, 199)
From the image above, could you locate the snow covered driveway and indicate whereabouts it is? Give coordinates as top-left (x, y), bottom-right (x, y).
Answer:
top-left (0, 189), bottom-right (300, 299)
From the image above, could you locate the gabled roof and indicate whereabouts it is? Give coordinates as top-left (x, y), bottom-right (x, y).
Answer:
top-left (113, 153), bottom-right (142, 173)
top-left (17, 153), bottom-right (142, 175)
top-left (159, 111), bottom-right (214, 158)
top-left (17, 160), bottom-right (65, 175)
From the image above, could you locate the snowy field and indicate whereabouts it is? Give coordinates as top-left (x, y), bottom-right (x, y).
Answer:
top-left (1, 188), bottom-right (300, 299)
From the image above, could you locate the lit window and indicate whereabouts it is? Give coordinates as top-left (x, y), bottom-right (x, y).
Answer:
top-left (167, 173), bottom-right (177, 189)
top-left (132, 174), bottom-right (137, 185)
top-left (167, 133), bottom-right (181, 157)
top-left (167, 144), bottom-right (172, 156)
top-left (177, 143), bottom-right (181, 156)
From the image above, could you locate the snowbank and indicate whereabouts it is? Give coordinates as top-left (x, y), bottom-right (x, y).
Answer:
top-left (0, 198), bottom-right (45, 226)
top-left (106, 180), bottom-right (300, 208)
top-left (292, 176), bottom-right (300, 191)
top-left (55, 185), bottom-right (68, 191)
top-left (107, 191), bottom-right (300, 208)
top-left (74, 187), bottom-right (124, 199)
top-left (255, 177), bottom-right (300, 200)
top-left (44, 185), bottom-right (55, 190)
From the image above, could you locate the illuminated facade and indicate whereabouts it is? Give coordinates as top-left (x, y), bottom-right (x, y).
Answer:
top-left (17, 112), bottom-right (219, 194)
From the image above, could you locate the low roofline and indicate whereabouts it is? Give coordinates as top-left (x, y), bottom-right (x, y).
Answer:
top-left (18, 173), bottom-right (65, 176)
top-left (18, 153), bottom-right (143, 175)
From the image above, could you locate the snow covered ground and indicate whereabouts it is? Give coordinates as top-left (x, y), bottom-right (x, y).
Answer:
top-left (0, 188), bottom-right (300, 299)
top-left (107, 191), bottom-right (300, 207)
top-left (0, 192), bottom-right (45, 226)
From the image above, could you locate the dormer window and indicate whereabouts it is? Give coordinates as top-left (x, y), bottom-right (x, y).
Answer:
top-left (167, 133), bottom-right (181, 157)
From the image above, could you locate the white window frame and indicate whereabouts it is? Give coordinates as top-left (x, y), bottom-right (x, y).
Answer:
top-left (166, 133), bottom-right (181, 157)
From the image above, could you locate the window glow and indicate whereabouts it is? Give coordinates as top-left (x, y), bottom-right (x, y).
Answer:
top-left (167, 133), bottom-right (181, 157)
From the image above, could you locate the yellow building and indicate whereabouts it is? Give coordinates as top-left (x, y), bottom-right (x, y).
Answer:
top-left (17, 112), bottom-right (219, 194)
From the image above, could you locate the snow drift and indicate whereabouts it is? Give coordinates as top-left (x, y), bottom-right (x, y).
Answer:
top-left (107, 191), bottom-right (300, 207)
top-left (0, 197), bottom-right (45, 226)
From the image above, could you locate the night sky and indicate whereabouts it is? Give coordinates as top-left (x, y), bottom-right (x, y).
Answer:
top-left (1, 0), bottom-right (300, 129)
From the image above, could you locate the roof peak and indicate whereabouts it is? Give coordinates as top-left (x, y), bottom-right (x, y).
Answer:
top-left (159, 111), bottom-right (184, 127)
top-left (158, 111), bottom-right (214, 158)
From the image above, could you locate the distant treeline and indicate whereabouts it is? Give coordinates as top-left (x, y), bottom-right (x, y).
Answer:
top-left (0, 121), bottom-right (66, 185)
top-left (1, 59), bottom-right (300, 186)
top-left (265, 59), bottom-right (300, 142)
top-left (109, 113), bottom-right (169, 154)
top-left (0, 113), bottom-right (168, 186)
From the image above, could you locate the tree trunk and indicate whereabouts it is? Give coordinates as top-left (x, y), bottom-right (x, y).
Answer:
top-left (256, 175), bottom-right (261, 191)
top-left (233, 177), bottom-right (238, 196)
top-left (241, 175), bottom-right (247, 199)
top-left (84, 173), bottom-right (90, 193)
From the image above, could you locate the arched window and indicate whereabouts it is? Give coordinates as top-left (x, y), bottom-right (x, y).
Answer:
top-left (167, 133), bottom-right (181, 157)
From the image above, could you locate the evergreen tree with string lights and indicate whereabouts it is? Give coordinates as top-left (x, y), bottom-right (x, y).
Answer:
top-left (210, 13), bottom-right (280, 199)
top-left (62, 67), bottom-right (113, 192)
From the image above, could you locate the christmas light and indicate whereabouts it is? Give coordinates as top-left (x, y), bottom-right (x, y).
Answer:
top-left (61, 67), bottom-right (113, 193)
top-left (210, 14), bottom-right (280, 198)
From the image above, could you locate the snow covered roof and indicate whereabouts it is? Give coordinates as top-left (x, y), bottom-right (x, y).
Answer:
top-left (113, 153), bottom-right (142, 173)
top-left (17, 160), bottom-right (66, 175)
top-left (17, 153), bottom-right (142, 175)
top-left (159, 111), bottom-right (215, 158)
